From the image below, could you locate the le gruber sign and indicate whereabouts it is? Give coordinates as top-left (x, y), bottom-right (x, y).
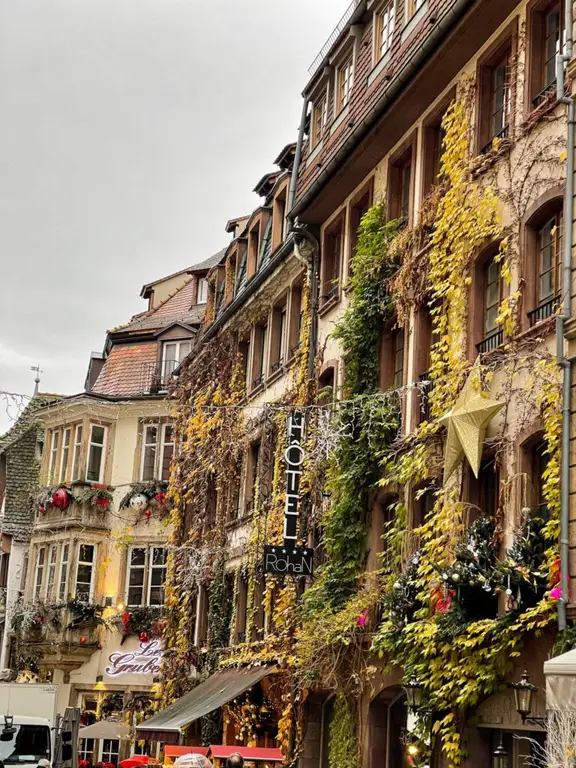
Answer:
top-left (105, 638), bottom-right (164, 677)
top-left (264, 410), bottom-right (314, 577)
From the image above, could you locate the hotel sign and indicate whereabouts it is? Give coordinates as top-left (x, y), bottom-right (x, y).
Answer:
top-left (105, 639), bottom-right (164, 677)
top-left (264, 410), bottom-right (313, 576)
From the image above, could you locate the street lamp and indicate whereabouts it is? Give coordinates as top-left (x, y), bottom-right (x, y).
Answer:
top-left (492, 741), bottom-right (508, 768)
top-left (403, 676), bottom-right (424, 711)
top-left (511, 671), bottom-right (537, 723)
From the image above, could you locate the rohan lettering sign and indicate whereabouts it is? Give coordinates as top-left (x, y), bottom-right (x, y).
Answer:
top-left (264, 410), bottom-right (314, 576)
top-left (105, 639), bottom-right (164, 677)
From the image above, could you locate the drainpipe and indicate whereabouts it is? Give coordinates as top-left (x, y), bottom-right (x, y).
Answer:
top-left (287, 97), bottom-right (310, 233)
top-left (556, 0), bottom-right (574, 631)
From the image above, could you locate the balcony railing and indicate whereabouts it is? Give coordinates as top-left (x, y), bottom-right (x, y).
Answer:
top-left (528, 295), bottom-right (560, 327)
top-left (139, 360), bottom-right (179, 395)
top-left (476, 329), bottom-right (503, 354)
top-left (308, 0), bottom-right (362, 77)
top-left (532, 81), bottom-right (557, 109)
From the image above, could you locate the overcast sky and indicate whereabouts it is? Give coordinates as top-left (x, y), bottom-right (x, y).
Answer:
top-left (0, 0), bottom-right (339, 430)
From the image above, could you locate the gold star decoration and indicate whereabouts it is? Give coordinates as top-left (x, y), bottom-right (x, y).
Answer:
top-left (440, 363), bottom-right (505, 483)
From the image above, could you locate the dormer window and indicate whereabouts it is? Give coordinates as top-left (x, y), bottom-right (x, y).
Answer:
top-left (376, 2), bottom-right (395, 60)
top-left (197, 277), bottom-right (208, 304)
top-left (162, 340), bottom-right (192, 381)
top-left (312, 95), bottom-right (328, 147)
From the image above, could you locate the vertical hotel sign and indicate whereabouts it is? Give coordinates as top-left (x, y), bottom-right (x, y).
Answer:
top-left (264, 410), bottom-right (314, 576)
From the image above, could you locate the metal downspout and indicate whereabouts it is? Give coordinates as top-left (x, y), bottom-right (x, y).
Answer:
top-left (557, 0), bottom-right (574, 631)
top-left (287, 97), bottom-right (310, 232)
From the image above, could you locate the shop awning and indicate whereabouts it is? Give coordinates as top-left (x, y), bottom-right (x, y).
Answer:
top-left (136, 665), bottom-right (275, 743)
top-left (209, 746), bottom-right (283, 762)
top-left (78, 720), bottom-right (131, 740)
top-left (164, 747), bottom-right (209, 759)
top-left (544, 648), bottom-right (576, 710)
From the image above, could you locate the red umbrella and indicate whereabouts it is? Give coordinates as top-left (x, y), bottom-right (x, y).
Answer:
top-left (120, 757), bottom-right (152, 768)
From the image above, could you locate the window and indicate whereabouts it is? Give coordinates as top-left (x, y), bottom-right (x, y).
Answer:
top-left (478, 37), bottom-right (513, 153)
top-left (252, 323), bottom-right (268, 389)
top-left (348, 182), bottom-right (373, 276)
top-left (528, 1), bottom-right (564, 107)
top-left (409, 0), bottom-right (425, 14)
top-left (389, 147), bottom-right (413, 226)
top-left (321, 218), bottom-right (344, 306)
top-left (60, 429), bottom-right (71, 483)
top-left (538, 213), bottom-right (563, 306)
top-left (392, 328), bottom-right (405, 388)
top-left (312, 95), bottom-right (327, 147)
top-left (101, 739), bottom-right (119, 767)
top-left (248, 224), bottom-right (260, 278)
top-left (48, 430), bottom-right (60, 484)
top-left (478, 458), bottom-right (499, 517)
top-left (484, 257), bottom-right (502, 337)
top-left (86, 425), bottom-right (107, 483)
top-left (79, 739), bottom-right (96, 764)
top-left (197, 277), bottom-right (208, 304)
top-left (236, 247), bottom-right (248, 294)
top-left (531, 439), bottom-right (549, 514)
top-left (239, 337), bottom-right (251, 391)
top-left (337, 55), bottom-right (354, 112)
top-left (34, 547), bottom-right (45, 601)
top-left (141, 424), bottom-right (158, 481)
top-left (376, 2), bottom-right (395, 60)
top-left (71, 425), bottom-right (83, 481)
top-left (160, 424), bottom-right (175, 482)
top-left (162, 340), bottom-right (192, 381)
top-left (318, 366), bottom-right (336, 404)
top-left (272, 188), bottom-right (288, 250)
top-left (75, 544), bottom-right (96, 602)
top-left (270, 302), bottom-right (287, 373)
top-left (58, 543), bottom-right (69, 601)
top-left (46, 546), bottom-right (58, 600)
top-left (126, 546), bottom-right (167, 607)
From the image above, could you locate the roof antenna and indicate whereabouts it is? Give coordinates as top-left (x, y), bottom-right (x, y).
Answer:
top-left (31, 364), bottom-right (43, 396)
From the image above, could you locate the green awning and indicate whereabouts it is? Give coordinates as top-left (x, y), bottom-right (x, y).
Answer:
top-left (136, 665), bottom-right (275, 743)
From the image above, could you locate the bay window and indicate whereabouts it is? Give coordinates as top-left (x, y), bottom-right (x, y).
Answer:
top-left (48, 430), bottom-right (60, 484)
top-left (160, 424), bottom-right (175, 482)
top-left (126, 546), bottom-right (167, 607)
top-left (46, 545), bottom-right (58, 600)
top-left (141, 425), bottom-right (158, 481)
top-left (60, 428), bottom-right (71, 483)
top-left (34, 547), bottom-right (46, 601)
top-left (71, 424), bottom-right (83, 481)
top-left (87, 425), bottom-right (107, 483)
top-left (59, 543), bottom-right (69, 601)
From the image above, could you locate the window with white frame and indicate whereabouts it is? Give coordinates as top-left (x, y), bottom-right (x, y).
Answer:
top-left (126, 546), bottom-right (167, 607)
top-left (197, 277), bottom-right (208, 304)
top-left (162, 340), bottom-right (192, 381)
top-left (34, 547), bottom-right (46, 601)
top-left (79, 739), bottom-right (95, 764)
top-left (312, 94), bottom-right (328, 147)
top-left (75, 544), bottom-right (96, 602)
top-left (408, 0), bottom-right (425, 17)
top-left (60, 428), bottom-right (72, 482)
top-left (71, 424), bottom-right (83, 481)
top-left (141, 425), bottom-right (158, 481)
top-left (86, 425), bottom-right (107, 483)
top-left (48, 430), bottom-right (60, 484)
top-left (160, 424), bottom-right (175, 482)
top-left (101, 739), bottom-right (120, 766)
top-left (337, 54), bottom-right (354, 112)
top-left (376, 2), bottom-right (395, 60)
top-left (59, 543), bottom-right (69, 601)
top-left (46, 545), bottom-right (58, 600)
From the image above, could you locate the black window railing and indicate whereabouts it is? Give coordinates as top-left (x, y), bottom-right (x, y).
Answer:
top-left (140, 360), bottom-right (180, 395)
top-left (251, 374), bottom-right (264, 390)
top-left (271, 358), bottom-right (284, 373)
top-left (289, 341), bottom-right (301, 359)
top-left (528, 294), bottom-right (560, 326)
top-left (476, 329), bottom-right (503, 354)
top-left (480, 124), bottom-right (509, 155)
top-left (322, 284), bottom-right (339, 304)
top-left (532, 81), bottom-right (557, 109)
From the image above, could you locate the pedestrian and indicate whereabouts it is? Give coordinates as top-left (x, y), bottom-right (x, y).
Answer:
top-left (225, 754), bottom-right (243, 768)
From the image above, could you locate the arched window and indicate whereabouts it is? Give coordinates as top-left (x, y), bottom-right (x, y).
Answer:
top-left (523, 193), bottom-right (564, 329)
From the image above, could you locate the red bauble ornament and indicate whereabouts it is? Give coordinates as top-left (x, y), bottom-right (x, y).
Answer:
top-left (80, 636), bottom-right (87, 645)
top-left (139, 631), bottom-right (149, 642)
top-left (145, 509), bottom-right (151, 518)
top-left (96, 496), bottom-right (109, 510)
top-left (154, 492), bottom-right (167, 506)
top-left (52, 487), bottom-right (71, 510)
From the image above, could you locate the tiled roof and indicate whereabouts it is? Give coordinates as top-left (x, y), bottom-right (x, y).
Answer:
top-left (91, 342), bottom-right (159, 397)
top-left (120, 305), bottom-right (205, 332)
top-left (154, 279), bottom-right (196, 316)
top-left (189, 248), bottom-right (226, 273)
top-left (0, 395), bottom-right (61, 453)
